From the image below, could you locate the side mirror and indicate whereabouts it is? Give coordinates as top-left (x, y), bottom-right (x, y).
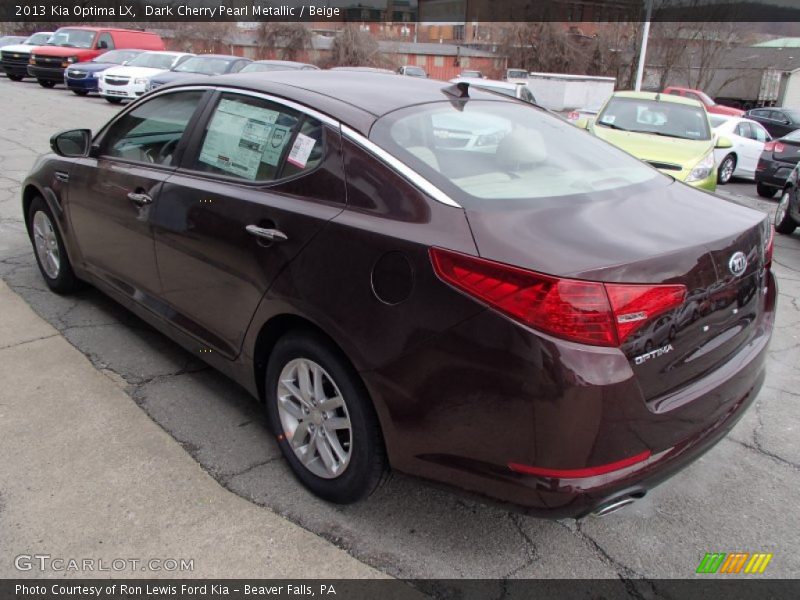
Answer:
top-left (50, 129), bottom-right (91, 157)
top-left (715, 136), bottom-right (733, 149)
top-left (574, 117), bottom-right (591, 130)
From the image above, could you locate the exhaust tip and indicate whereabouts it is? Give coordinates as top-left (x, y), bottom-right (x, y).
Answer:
top-left (591, 492), bottom-right (645, 517)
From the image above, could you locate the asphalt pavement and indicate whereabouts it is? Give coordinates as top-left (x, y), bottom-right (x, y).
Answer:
top-left (1, 77), bottom-right (799, 587)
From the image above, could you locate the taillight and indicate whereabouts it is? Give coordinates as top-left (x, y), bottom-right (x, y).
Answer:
top-left (430, 248), bottom-right (686, 347)
top-left (567, 111), bottom-right (579, 121)
top-left (764, 141), bottom-right (784, 154)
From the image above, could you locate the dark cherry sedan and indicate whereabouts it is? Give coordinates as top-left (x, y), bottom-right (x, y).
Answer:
top-left (23, 72), bottom-right (776, 517)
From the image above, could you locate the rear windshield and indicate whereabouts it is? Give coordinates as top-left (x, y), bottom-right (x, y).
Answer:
top-left (596, 96), bottom-right (711, 141)
top-left (241, 62), bottom-right (296, 73)
top-left (507, 70), bottom-right (528, 78)
top-left (48, 29), bottom-right (96, 49)
top-left (173, 56), bottom-right (233, 75)
top-left (127, 53), bottom-right (178, 70)
top-left (370, 100), bottom-right (661, 204)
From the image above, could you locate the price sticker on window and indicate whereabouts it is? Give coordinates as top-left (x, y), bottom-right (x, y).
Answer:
top-left (287, 133), bottom-right (317, 168)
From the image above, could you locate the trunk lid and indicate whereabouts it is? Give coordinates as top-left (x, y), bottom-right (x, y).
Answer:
top-left (773, 138), bottom-right (800, 166)
top-left (464, 179), bottom-right (770, 402)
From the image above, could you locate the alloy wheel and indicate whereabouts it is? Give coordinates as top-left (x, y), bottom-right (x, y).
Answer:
top-left (720, 157), bottom-right (735, 183)
top-left (32, 211), bottom-right (60, 279)
top-left (276, 358), bottom-right (352, 479)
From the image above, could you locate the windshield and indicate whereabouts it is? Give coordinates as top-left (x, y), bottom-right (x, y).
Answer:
top-left (0, 36), bottom-right (26, 45)
top-left (596, 97), bottom-right (711, 141)
top-left (47, 29), bottom-right (96, 49)
top-left (25, 33), bottom-right (52, 45)
top-left (173, 56), bottom-right (233, 75)
top-left (127, 53), bottom-right (179, 70)
top-left (709, 114), bottom-right (729, 128)
top-left (241, 62), bottom-right (297, 73)
top-left (93, 49), bottom-right (140, 64)
top-left (370, 100), bottom-right (661, 204)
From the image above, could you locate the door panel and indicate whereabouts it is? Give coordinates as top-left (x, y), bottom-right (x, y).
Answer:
top-left (67, 90), bottom-right (207, 299)
top-left (152, 94), bottom-right (347, 357)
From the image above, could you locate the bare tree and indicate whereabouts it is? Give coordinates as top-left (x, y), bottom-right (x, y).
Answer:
top-left (649, 22), bottom-right (689, 90)
top-left (256, 23), bottom-right (311, 61)
top-left (499, 22), bottom-right (583, 74)
top-left (329, 25), bottom-right (382, 67)
top-left (169, 22), bottom-right (233, 53)
top-left (683, 23), bottom-right (739, 91)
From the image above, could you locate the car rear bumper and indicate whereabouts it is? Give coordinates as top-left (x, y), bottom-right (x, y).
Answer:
top-left (756, 157), bottom-right (794, 188)
top-left (365, 270), bottom-right (776, 518)
top-left (28, 65), bottom-right (65, 81)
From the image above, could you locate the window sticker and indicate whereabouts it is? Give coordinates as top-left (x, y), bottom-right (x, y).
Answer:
top-left (600, 115), bottom-right (616, 125)
top-left (262, 124), bottom-right (292, 167)
top-left (287, 132), bottom-right (317, 168)
top-left (199, 99), bottom-right (279, 180)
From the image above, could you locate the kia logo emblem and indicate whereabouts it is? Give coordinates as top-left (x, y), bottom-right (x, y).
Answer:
top-left (729, 251), bottom-right (747, 277)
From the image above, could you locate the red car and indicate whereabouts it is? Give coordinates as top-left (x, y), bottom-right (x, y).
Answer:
top-left (663, 86), bottom-right (744, 117)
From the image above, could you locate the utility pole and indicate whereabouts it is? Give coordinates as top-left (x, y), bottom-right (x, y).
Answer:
top-left (635, 0), bottom-right (653, 91)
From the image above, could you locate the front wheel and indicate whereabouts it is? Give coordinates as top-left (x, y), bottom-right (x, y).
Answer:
top-left (6, 73), bottom-right (23, 82)
top-left (757, 182), bottom-right (777, 198)
top-left (37, 79), bottom-right (56, 88)
top-left (775, 189), bottom-right (798, 235)
top-left (265, 330), bottom-right (388, 503)
top-left (71, 89), bottom-right (89, 96)
top-left (104, 97), bottom-right (122, 104)
top-left (717, 154), bottom-right (736, 184)
top-left (28, 196), bottom-right (80, 294)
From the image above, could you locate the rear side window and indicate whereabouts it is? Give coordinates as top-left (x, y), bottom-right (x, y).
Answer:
top-left (100, 91), bottom-right (204, 165)
top-left (370, 100), bottom-right (660, 204)
top-left (194, 93), bottom-right (324, 182)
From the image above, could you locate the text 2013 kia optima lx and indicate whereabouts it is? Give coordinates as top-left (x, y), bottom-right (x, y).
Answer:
top-left (23, 72), bottom-right (776, 517)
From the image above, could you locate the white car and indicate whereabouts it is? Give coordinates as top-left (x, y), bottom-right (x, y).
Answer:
top-left (0, 31), bottom-right (54, 81)
top-left (99, 51), bottom-right (194, 103)
top-left (710, 114), bottom-right (772, 184)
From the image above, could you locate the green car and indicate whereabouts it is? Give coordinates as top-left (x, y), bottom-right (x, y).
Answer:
top-left (579, 91), bottom-right (732, 192)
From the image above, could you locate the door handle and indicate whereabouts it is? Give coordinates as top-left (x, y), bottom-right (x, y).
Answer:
top-left (54, 171), bottom-right (69, 183)
top-left (245, 224), bottom-right (288, 243)
top-left (127, 191), bottom-right (152, 206)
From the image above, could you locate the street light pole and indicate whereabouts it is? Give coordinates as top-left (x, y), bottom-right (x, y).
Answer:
top-left (635, 0), bottom-right (653, 91)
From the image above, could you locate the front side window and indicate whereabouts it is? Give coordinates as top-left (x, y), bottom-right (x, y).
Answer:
top-left (370, 100), bottom-right (661, 205)
top-left (194, 94), bottom-right (324, 182)
top-left (100, 91), bottom-right (204, 165)
top-left (735, 122), bottom-right (753, 139)
top-left (97, 33), bottom-right (114, 50)
top-left (596, 97), bottom-right (711, 141)
top-left (753, 124), bottom-right (770, 142)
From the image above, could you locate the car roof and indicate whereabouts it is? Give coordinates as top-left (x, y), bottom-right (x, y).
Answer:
top-left (251, 59), bottom-right (314, 67)
top-left (160, 70), bottom-right (516, 135)
top-left (613, 90), bottom-right (703, 107)
top-left (182, 54), bottom-right (244, 61)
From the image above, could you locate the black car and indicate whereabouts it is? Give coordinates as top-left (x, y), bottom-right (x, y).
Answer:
top-left (755, 129), bottom-right (800, 198)
top-left (146, 54), bottom-right (251, 93)
top-left (774, 163), bottom-right (800, 235)
top-left (22, 72), bottom-right (776, 517)
top-left (745, 107), bottom-right (800, 138)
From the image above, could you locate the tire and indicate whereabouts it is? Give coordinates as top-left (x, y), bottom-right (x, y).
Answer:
top-left (265, 330), bottom-right (387, 503)
top-left (6, 74), bottom-right (23, 82)
top-left (757, 182), bottom-right (777, 199)
top-left (105, 97), bottom-right (122, 104)
top-left (717, 154), bottom-right (736, 184)
top-left (37, 80), bottom-right (56, 88)
top-left (775, 188), bottom-right (798, 235)
top-left (71, 89), bottom-right (89, 96)
top-left (27, 196), bottom-right (80, 294)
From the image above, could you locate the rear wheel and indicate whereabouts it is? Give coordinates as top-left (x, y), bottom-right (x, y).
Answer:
top-left (265, 330), bottom-right (387, 503)
top-left (37, 80), bottom-right (56, 88)
top-left (775, 189), bottom-right (798, 235)
top-left (105, 97), bottom-right (122, 104)
top-left (6, 73), bottom-right (23, 82)
top-left (757, 182), bottom-right (777, 198)
top-left (71, 89), bottom-right (88, 96)
top-left (28, 196), bottom-right (80, 294)
top-left (717, 154), bottom-right (736, 184)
